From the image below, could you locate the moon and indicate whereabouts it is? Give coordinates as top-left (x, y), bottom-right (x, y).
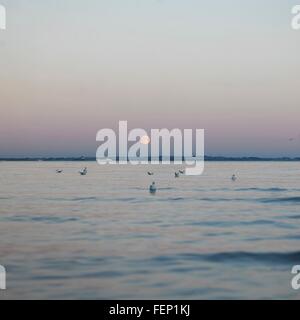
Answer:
top-left (140, 135), bottom-right (150, 145)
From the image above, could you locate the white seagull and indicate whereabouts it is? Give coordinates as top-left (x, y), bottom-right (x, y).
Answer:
top-left (79, 167), bottom-right (88, 176)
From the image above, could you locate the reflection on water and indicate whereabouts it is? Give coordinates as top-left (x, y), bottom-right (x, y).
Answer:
top-left (0, 161), bottom-right (300, 299)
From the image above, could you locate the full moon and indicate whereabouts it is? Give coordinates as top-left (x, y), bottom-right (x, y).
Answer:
top-left (140, 135), bottom-right (150, 145)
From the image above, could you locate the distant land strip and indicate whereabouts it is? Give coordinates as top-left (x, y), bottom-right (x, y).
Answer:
top-left (1, 156), bottom-right (300, 162)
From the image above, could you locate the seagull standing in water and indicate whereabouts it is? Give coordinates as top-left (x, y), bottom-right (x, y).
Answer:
top-left (231, 174), bottom-right (237, 182)
top-left (175, 172), bottom-right (180, 178)
top-left (149, 182), bottom-right (157, 194)
top-left (79, 167), bottom-right (88, 176)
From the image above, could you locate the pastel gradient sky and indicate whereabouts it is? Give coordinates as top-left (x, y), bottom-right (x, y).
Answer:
top-left (0, 0), bottom-right (299, 157)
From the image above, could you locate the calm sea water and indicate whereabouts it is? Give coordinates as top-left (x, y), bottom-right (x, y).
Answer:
top-left (1, 161), bottom-right (300, 300)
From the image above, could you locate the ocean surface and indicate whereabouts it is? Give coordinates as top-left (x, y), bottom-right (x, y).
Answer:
top-left (1, 161), bottom-right (300, 300)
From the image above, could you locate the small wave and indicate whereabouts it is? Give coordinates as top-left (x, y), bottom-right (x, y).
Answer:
top-left (2, 215), bottom-right (78, 224)
top-left (79, 270), bottom-right (124, 279)
top-left (282, 234), bottom-right (300, 240)
top-left (155, 197), bottom-right (186, 202)
top-left (201, 251), bottom-right (300, 264)
top-left (72, 197), bottom-right (99, 201)
top-left (132, 187), bottom-right (174, 191)
top-left (151, 251), bottom-right (300, 265)
top-left (203, 231), bottom-right (235, 237)
top-left (168, 197), bottom-right (185, 201)
top-left (261, 197), bottom-right (300, 204)
top-left (200, 197), bottom-right (248, 202)
top-left (190, 219), bottom-right (275, 227)
top-left (287, 215), bottom-right (300, 219)
top-left (71, 196), bottom-right (137, 203)
top-left (45, 197), bottom-right (100, 202)
top-left (115, 197), bottom-right (137, 202)
top-left (236, 187), bottom-right (287, 192)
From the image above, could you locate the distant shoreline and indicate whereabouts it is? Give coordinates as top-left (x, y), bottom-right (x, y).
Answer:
top-left (1, 156), bottom-right (300, 162)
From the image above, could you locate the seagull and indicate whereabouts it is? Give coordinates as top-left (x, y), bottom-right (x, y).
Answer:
top-left (179, 170), bottom-right (185, 174)
top-left (79, 167), bottom-right (87, 176)
top-left (149, 182), bottom-right (157, 194)
top-left (231, 174), bottom-right (237, 182)
top-left (147, 172), bottom-right (154, 176)
top-left (56, 169), bottom-right (63, 174)
top-left (175, 172), bottom-right (180, 178)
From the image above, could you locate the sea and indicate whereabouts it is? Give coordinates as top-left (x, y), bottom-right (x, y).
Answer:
top-left (0, 161), bottom-right (300, 299)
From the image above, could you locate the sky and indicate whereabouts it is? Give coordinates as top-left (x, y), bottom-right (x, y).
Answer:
top-left (0, 0), bottom-right (300, 157)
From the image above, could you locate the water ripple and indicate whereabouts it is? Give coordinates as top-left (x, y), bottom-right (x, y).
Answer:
top-left (261, 197), bottom-right (300, 204)
top-left (151, 251), bottom-right (300, 265)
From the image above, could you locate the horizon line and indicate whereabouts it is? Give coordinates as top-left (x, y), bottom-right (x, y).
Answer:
top-left (1, 155), bottom-right (300, 162)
